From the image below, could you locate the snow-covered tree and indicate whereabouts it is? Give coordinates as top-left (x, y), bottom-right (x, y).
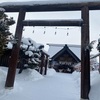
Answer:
top-left (0, 7), bottom-right (15, 55)
top-left (18, 37), bottom-right (44, 73)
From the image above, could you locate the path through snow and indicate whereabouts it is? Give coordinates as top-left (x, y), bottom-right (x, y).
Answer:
top-left (42, 73), bottom-right (80, 100)
top-left (17, 72), bottom-right (80, 100)
top-left (0, 68), bottom-right (80, 100)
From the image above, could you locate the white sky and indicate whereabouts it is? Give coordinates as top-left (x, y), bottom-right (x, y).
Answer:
top-left (1, 0), bottom-right (100, 54)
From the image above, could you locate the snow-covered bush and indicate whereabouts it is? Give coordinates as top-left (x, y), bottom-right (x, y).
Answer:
top-left (16, 37), bottom-right (44, 73)
top-left (2, 34), bottom-right (44, 73)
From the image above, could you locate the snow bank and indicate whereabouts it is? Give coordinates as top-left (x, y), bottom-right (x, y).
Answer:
top-left (47, 68), bottom-right (56, 76)
top-left (16, 69), bottom-right (44, 81)
top-left (0, 68), bottom-right (18, 99)
top-left (89, 71), bottom-right (100, 100)
top-left (0, 67), bottom-right (45, 100)
top-left (1, 66), bottom-right (100, 100)
top-left (72, 70), bottom-right (100, 100)
top-left (72, 71), bottom-right (80, 87)
top-left (0, 68), bottom-right (7, 90)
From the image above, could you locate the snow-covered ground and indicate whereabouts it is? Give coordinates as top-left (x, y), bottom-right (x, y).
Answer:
top-left (0, 67), bottom-right (100, 100)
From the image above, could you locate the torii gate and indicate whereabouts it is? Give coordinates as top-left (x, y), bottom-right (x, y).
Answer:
top-left (1, 1), bottom-right (100, 100)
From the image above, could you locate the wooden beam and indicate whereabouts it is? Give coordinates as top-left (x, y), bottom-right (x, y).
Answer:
top-left (5, 9), bottom-right (26, 88)
top-left (1, 1), bottom-right (100, 12)
top-left (81, 6), bottom-right (90, 99)
top-left (23, 19), bottom-right (83, 26)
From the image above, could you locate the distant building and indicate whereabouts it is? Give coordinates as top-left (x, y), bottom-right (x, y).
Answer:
top-left (47, 44), bottom-right (81, 73)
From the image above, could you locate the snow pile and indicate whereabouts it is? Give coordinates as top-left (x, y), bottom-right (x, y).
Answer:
top-left (1, 66), bottom-right (100, 100)
top-left (16, 68), bottom-right (44, 81)
top-left (72, 70), bottom-right (100, 100)
top-left (72, 71), bottom-right (80, 87)
top-left (89, 71), bottom-right (100, 100)
top-left (0, 68), bottom-right (18, 99)
top-left (0, 68), bottom-right (7, 90)
top-left (47, 68), bottom-right (56, 76)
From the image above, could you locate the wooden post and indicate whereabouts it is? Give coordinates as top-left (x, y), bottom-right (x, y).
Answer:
top-left (98, 50), bottom-right (100, 74)
top-left (44, 56), bottom-right (48, 75)
top-left (40, 51), bottom-right (45, 75)
top-left (99, 53), bottom-right (100, 73)
top-left (5, 9), bottom-right (26, 88)
top-left (81, 6), bottom-right (90, 99)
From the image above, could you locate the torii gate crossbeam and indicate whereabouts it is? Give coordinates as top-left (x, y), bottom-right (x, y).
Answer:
top-left (23, 20), bottom-right (83, 26)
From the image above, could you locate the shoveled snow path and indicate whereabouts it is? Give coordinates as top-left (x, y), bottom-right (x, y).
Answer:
top-left (43, 73), bottom-right (80, 100)
top-left (1, 72), bottom-right (80, 100)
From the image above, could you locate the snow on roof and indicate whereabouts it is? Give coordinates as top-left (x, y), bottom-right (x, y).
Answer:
top-left (0, 7), bottom-right (5, 12)
top-left (47, 43), bottom-right (81, 59)
top-left (0, 0), bottom-right (100, 6)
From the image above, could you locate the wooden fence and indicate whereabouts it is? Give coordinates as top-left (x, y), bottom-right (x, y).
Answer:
top-left (0, 49), bottom-right (23, 69)
top-left (0, 49), bottom-right (11, 67)
top-left (0, 49), bottom-right (49, 75)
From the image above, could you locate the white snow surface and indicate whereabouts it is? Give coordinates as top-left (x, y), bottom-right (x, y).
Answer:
top-left (0, 66), bottom-right (99, 100)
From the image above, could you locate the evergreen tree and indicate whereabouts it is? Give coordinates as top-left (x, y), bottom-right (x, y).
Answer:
top-left (0, 8), bottom-right (15, 55)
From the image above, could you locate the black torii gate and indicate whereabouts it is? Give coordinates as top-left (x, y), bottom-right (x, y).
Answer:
top-left (1, 1), bottom-right (99, 100)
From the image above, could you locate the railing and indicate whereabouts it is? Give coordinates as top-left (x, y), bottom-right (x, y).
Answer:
top-left (90, 52), bottom-right (100, 59)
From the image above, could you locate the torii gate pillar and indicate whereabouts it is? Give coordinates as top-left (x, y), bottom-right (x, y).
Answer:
top-left (5, 9), bottom-right (26, 88)
top-left (81, 6), bottom-right (90, 99)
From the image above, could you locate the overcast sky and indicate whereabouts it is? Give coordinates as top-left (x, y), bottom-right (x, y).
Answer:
top-left (1, 0), bottom-right (100, 54)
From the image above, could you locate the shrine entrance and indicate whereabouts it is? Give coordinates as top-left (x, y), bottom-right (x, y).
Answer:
top-left (1, 1), bottom-right (100, 99)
